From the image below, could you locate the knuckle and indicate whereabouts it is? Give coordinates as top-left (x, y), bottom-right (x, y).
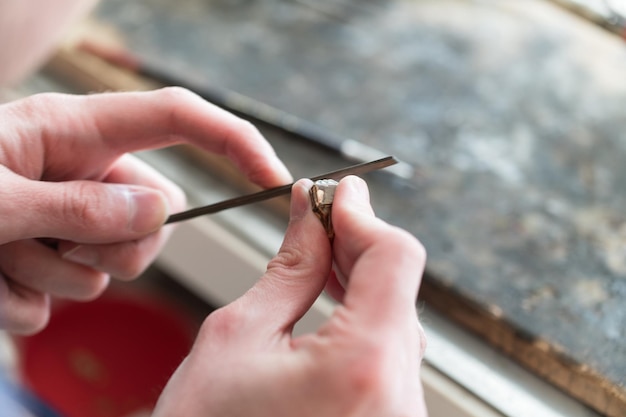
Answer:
top-left (17, 92), bottom-right (65, 114)
top-left (110, 241), bottom-right (152, 281)
top-left (155, 87), bottom-right (202, 133)
top-left (264, 244), bottom-right (321, 283)
top-left (61, 183), bottom-right (101, 231)
top-left (230, 118), bottom-right (260, 141)
top-left (335, 344), bottom-right (390, 402)
top-left (220, 118), bottom-right (274, 185)
top-left (223, 119), bottom-right (266, 158)
top-left (223, 118), bottom-right (261, 151)
top-left (239, 119), bottom-right (262, 139)
top-left (266, 245), bottom-right (303, 273)
top-left (385, 226), bottom-right (427, 264)
top-left (71, 272), bottom-right (110, 301)
top-left (198, 304), bottom-right (249, 342)
top-left (157, 86), bottom-right (197, 104)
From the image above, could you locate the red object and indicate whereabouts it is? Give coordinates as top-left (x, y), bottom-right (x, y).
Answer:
top-left (17, 291), bottom-right (195, 417)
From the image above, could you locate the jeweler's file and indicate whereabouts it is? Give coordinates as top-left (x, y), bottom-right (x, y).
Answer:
top-left (165, 156), bottom-right (398, 224)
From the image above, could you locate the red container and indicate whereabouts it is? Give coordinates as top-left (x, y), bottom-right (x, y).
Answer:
top-left (16, 290), bottom-right (196, 417)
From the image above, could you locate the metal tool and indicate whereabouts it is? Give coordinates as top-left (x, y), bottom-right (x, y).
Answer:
top-left (165, 156), bottom-right (397, 224)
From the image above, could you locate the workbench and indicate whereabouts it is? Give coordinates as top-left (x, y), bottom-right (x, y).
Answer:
top-left (51, 0), bottom-right (626, 415)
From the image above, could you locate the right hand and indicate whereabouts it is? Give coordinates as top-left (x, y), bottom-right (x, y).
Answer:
top-left (0, 87), bottom-right (292, 334)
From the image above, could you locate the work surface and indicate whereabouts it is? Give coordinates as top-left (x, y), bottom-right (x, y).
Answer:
top-left (92, 0), bottom-right (625, 415)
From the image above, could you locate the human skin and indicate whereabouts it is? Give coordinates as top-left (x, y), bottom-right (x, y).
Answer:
top-left (0, 92), bottom-right (430, 417)
top-left (0, 0), bottom-right (99, 86)
top-left (1, 1), bottom-right (429, 413)
top-left (153, 176), bottom-right (429, 417)
top-left (0, 88), bottom-right (291, 334)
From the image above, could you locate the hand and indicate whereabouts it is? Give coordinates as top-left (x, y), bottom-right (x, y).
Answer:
top-left (0, 88), bottom-right (291, 334)
top-left (0, 0), bottom-right (98, 86)
top-left (154, 176), bottom-right (428, 417)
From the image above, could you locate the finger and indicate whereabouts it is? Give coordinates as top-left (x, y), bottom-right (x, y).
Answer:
top-left (328, 176), bottom-right (374, 282)
top-left (57, 155), bottom-right (184, 279)
top-left (0, 274), bottom-right (49, 335)
top-left (59, 232), bottom-right (167, 280)
top-left (332, 176), bottom-right (426, 330)
top-left (323, 269), bottom-right (345, 303)
top-left (0, 168), bottom-right (169, 244)
top-left (5, 89), bottom-right (291, 186)
top-left (0, 240), bottom-right (109, 300)
top-left (234, 179), bottom-right (332, 336)
top-left (103, 154), bottom-right (186, 213)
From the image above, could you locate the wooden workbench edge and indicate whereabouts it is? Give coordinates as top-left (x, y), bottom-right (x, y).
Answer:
top-left (420, 273), bottom-right (625, 417)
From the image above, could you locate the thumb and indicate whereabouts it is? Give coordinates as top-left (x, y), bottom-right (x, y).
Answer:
top-left (238, 179), bottom-right (332, 335)
top-left (4, 175), bottom-right (168, 244)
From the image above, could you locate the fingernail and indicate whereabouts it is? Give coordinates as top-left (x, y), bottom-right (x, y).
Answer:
top-left (343, 176), bottom-right (370, 204)
top-left (123, 187), bottom-right (169, 233)
top-left (290, 179), bottom-right (313, 221)
top-left (62, 245), bottom-right (98, 267)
